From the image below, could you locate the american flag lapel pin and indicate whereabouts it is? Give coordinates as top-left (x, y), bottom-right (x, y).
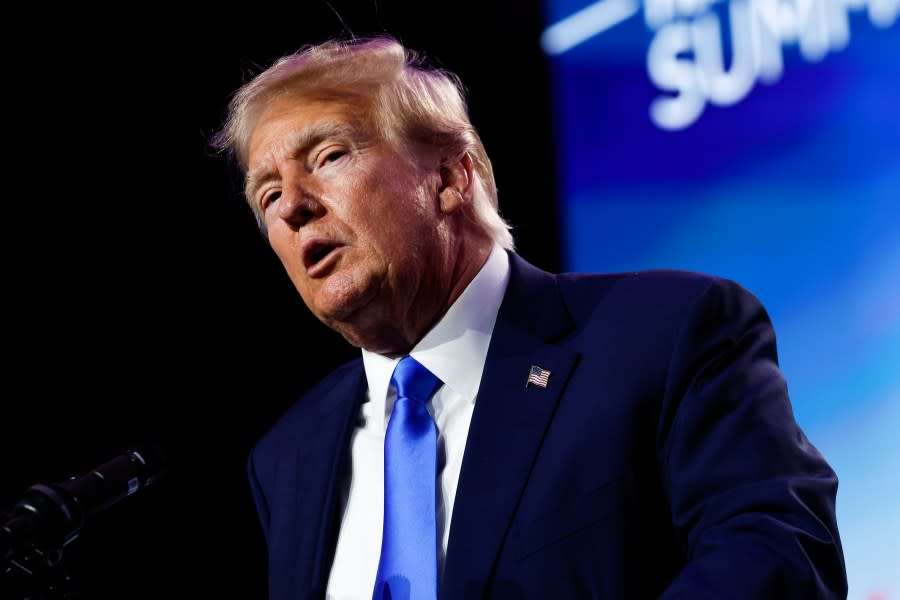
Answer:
top-left (525, 365), bottom-right (551, 389)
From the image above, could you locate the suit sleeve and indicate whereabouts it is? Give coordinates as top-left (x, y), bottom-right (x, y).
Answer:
top-left (657, 278), bottom-right (847, 598)
top-left (247, 447), bottom-right (271, 544)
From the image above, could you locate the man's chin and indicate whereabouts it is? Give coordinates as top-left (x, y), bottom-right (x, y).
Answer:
top-left (314, 291), bottom-right (379, 340)
top-left (320, 303), bottom-right (411, 354)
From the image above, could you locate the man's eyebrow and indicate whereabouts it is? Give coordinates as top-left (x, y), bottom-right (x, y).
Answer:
top-left (245, 120), bottom-right (359, 201)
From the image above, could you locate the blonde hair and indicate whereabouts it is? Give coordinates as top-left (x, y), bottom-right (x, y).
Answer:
top-left (211, 35), bottom-right (514, 250)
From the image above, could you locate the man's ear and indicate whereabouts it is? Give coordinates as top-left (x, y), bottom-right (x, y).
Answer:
top-left (438, 152), bottom-right (474, 215)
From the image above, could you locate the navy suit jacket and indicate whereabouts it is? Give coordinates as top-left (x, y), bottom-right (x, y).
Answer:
top-left (248, 252), bottom-right (847, 599)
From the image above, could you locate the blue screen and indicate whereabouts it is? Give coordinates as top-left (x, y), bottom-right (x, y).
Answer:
top-left (541, 0), bottom-right (899, 595)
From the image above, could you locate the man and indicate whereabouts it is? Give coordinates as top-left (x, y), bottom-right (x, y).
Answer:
top-left (212, 35), bottom-right (847, 599)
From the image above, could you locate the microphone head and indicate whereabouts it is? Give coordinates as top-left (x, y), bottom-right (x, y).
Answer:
top-left (60, 445), bottom-right (169, 518)
top-left (1, 444), bottom-right (169, 562)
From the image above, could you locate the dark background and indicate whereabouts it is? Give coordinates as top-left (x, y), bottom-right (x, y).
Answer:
top-left (2, 2), bottom-right (559, 598)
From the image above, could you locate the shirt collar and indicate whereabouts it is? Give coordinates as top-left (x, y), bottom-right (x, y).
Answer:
top-left (362, 244), bottom-right (511, 427)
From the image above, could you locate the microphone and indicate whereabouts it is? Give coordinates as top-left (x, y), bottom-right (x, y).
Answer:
top-left (1, 445), bottom-right (167, 563)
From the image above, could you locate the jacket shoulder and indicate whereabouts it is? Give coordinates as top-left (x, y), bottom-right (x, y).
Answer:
top-left (249, 357), bottom-right (364, 459)
top-left (556, 268), bottom-right (763, 318)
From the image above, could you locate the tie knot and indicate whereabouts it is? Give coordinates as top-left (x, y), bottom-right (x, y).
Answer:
top-left (391, 356), bottom-right (442, 404)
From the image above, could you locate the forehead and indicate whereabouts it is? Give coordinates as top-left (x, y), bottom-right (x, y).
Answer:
top-left (247, 94), bottom-right (375, 169)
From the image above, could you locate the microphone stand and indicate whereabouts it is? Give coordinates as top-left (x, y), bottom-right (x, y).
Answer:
top-left (1, 509), bottom-right (78, 600)
top-left (1, 446), bottom-right (166, 600)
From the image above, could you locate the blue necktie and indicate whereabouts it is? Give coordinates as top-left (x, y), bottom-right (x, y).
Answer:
top-left (373, 355), bottom-right (443, 600)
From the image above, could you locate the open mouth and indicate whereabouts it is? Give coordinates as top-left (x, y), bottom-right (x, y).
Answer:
top-left (303, 239), bottom-right (342, 272)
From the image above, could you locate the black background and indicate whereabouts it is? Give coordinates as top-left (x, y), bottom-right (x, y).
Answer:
top-left (2, 2), bottom-right (561, 598)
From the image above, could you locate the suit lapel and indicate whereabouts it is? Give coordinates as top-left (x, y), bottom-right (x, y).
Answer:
top-left (282, 362), bottom-right (366, 598)
top-left (442, 254), bottom-right (579, 598)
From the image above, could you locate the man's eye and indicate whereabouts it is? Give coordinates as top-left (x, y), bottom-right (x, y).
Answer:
top-left (261, 190), bottom-right (281, 209)
top-left (319, 149), bottom-right (347, 166)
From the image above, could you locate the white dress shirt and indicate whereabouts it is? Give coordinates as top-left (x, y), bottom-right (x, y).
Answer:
top-left (325, 244), bottom-right (511, 599)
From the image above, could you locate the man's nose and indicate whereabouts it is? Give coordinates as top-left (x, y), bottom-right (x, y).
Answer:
top-left (277, 177), bottom-right (326, 228)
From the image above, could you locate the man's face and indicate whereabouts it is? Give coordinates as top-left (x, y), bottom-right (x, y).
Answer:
top-left (245, 95), bottom-right (453, 352)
